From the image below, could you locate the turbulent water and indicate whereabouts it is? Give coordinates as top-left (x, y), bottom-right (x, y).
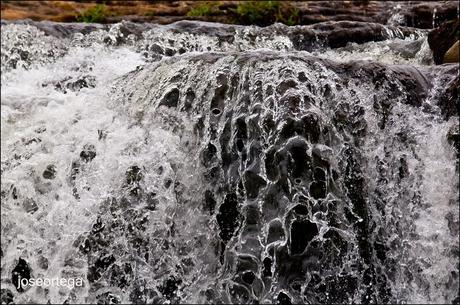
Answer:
top-left (1, 20), bottom-right (458, 304)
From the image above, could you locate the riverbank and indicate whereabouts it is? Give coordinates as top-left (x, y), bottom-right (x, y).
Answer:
top-left (1, 1), bottom-right (458, 28)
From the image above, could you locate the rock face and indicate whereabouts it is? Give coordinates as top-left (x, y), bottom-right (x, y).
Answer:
top-left (108, 50), bottom-right (457, 304)
top-left (428, 19), bottom-right (460, 64)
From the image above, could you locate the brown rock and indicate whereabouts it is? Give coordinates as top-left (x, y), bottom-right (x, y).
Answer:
top-left (428, 19), bottom-right (460, 65)
top-left (444, 40), bottom-right (459, 63)
top-left (401, 1), bottom-right (458, 29)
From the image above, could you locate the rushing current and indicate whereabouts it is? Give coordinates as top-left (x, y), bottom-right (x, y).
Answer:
top-left (1, 19), bottom-right (458, 304)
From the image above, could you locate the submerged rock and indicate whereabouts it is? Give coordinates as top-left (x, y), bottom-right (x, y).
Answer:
top-left (0, 289), bottom-right (14, 305)
top-left (42, 164), bottom-right (56, 180)
top-left (447, 124), bottom-right (459, 153)
top-left (11, 258), bottom-right (31, 292)
top-left (80, 143), bottom-right (97, 162)
top-left (439, 74), bottom-right (459, 119)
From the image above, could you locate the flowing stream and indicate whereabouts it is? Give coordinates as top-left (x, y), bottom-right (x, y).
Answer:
top-left (1, 20), bottom-right (458, 304)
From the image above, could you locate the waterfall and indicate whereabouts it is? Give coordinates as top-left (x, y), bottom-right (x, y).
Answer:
top-left (1, 20), bottom-right (458, 304)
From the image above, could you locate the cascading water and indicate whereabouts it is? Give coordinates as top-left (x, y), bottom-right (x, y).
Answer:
top-left (1, 19), bottom-right (458, 304)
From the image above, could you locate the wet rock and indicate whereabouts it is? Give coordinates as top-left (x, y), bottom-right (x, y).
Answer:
top-left (447, 124), bottom-right (459, 153)
top-left (290, 219), bottom-right (318, 255)
top-left (164, 178), bottom-right (173, 189)
top-left (149, 43), bottom-right (164, 55)
top-left (12, 258), bottom-right (31, 292)
top-left (210, 73), bottom-right (228, 113)
top-left (446, 211), bottom-right (459, 237)
top-left (292, 204), bottom-right (309, 215)
top-left (234, 117), bottom-right (247, 152)
top-left (160, 88), bottom-right (180, 108)
top-left (0, 289), bottom-right (14, 305)
top-left (340, 145), bottom-right (372, 264)
top-left (98, 129), bottom-right (108, 141)
top-left (201, 142), bottom-right (217, 167)
top-left (277, 291), bottom-right (292, 305)
top-left (182, 88), bottom-right (195, 111)
top-left (313, 167), bottom-right (326, 181)
top-left (109, 263), bottom-right (133, 290)
top-left (398, 156), bottom-right (409, 179)
top-left (129, 279), bottom-right (153, 304)
top-left (70, 161), bottom-right (81, 198)
top-left (310, 180), bottom-right (327, 199)
top-left (164, 47), bottom-right (175, 57)
top-left (244, 205), bottom-right (260, 226)
top-left (324, 229), bottom-right (348, 255)
top-left (216, 193), bottom-right (240, 243)
top-left (242, 271), bottom-right (255, 284)
top-left (204, 166), bottom-right (221, 181)
top-left (444, 41), bottom-right (459, 64)
top-left (146, 192), bottom-right (158, 211)
top-left (296, 21), bottom-right (418, 50)
top-left (316, 274), bottom-right (359, 304)
top-left (282, 137), bottom-right (312, 180)
top-left (267, 219), bottom-right (285, 244)
top-left (159, 276), bottom-right (182, 300)
top-left (263, 257), bottom-right (273, 277)
top-left (374, 240), bottom-right (387, 262)
top-left (37, 255), bottom-right (49, 270)
top-left (42, 164), bottom-right (56, 179)
top-left (438, 75), bottom-right (459, 120)
top-left (87, 254), bottom-right (116, 283)
top-left (428, 20), bottom-right (460, 65)
top-left (301, 113), bottom-right (321, 143)
top-left (298, 71), bottom-right (308, 82)
top-left (402, 1), bottom-right (458, 29)
top-left (80, 144), bottom-right (96, 162)
top-left (243, 170), bottom-right (267, 199)
top-left (65, 75), bottom-right (96, 92)
top-left (265, 148), bottom-right (279, 181)
top-left (211, 108), bottom-right (222, 116)
top-left (203, 190), bottom-right (216, 215)
top-left (23, 198), bottom-right (38, 214)
top-left (126, 165), bottom-right (142, 195)
top-left (96, 292), bottom-right (121, 304)
top-left (277, 79), bottom-right (297, 95)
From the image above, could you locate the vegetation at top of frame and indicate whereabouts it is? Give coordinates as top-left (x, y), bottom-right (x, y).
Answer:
top-left (187, 1), bottom-right (300, 26)
top-left (76, 3), bottom-right (113, 23)
top-left (187, 2), bottom-right (221, 17)
top-left (233, 1), bottom-right (299, 26)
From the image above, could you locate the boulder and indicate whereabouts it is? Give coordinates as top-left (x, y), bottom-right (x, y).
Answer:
top-left (444, 40), bottom-right (459, 64)
top-left (428, 20), bottom-right (460, 64)
top-left (401, 1), bottom-right (458, 29)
